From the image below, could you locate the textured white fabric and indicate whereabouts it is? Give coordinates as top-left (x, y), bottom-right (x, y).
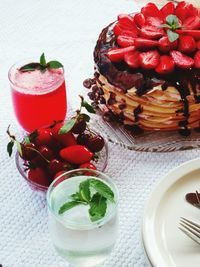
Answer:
top-left (1, 1), bottom-right (200, 267)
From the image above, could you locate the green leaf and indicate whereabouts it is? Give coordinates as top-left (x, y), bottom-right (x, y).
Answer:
top-left (19, 63), bottom-right (40, 72)
top-left (40, 53), bottom-right (46, 66)
top-left (89, 179), bottom-right (114, 202)
top-left (59, 119), bottom-right (77, 134)
top-left (82, 100), bottom-right (96, 114)
top-left (48, 61), bottom-right (63, 69)
top-left (59, 201), bottom-right (82, 214)
top-left (28, 130), bottom-right (38, 142)
top-left (7, 141), bottom-right (14, 157)
top-left (24, 136), bottom-right (30, 144)
top-left (71, 192), bottom-right (81, 201)
top-left (159, 23), bottom-right (171, 29)
top-left (79, 179), bottom-right (91, 203)
top-left (166, 15), bottom-right (179, 25)
top-left (89, 193), bottom-right (107, 222)
top-left (15, 140), bottom-right (22, 156)
top-left (167, 29), bottom-right (179, 42)
top-left (80, 113), bottom-right (90, 122)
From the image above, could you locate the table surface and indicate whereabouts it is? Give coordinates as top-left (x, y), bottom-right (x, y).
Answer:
top-left (0, 1), bottom-right (200, 267)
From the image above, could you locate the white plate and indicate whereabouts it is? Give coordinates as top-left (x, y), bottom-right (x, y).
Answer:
top-left (142, 158), bottom-right (200, 267)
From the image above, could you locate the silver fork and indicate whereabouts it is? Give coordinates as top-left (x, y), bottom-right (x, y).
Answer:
top-left (179, 217), bottom-right (200, 245)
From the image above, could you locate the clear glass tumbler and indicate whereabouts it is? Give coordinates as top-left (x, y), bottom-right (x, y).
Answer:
top-left (46, 169), bottom-right (119, 267)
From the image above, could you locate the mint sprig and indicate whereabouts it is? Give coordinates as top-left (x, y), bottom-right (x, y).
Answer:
top-left (58, 178), bottom-right (115, 222)
top-left (160, 15), bottom-right (181, 42)
top-left (59, 96), bottom-right (96, 135)
top-left (19, 53), bottom-right (63, 72)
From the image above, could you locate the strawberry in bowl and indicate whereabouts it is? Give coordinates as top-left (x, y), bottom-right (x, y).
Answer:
top-left (7, 97), bottom-right (108, 193)
top-left (85, 1), bottom-right (200, 136)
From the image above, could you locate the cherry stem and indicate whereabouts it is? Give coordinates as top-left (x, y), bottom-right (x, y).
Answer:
top-left (27, 147), bottom-right (50, 164)
top-left (6, 125), bottom-right (16, 141)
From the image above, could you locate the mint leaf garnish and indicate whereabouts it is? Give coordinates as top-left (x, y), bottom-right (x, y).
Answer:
top-left (79, 179), bottom-right (91, 203)
top-left (7, 141), bottom-right (14, 157)
top-left (166, 15), bottom-right (180, 28)
top-left (48, 61), bottom-right (63, 69)
top-left (89, 179), bottom-right (114, 202)
top-left (59, 201), bottom-right (82, 214)
top-left (89, 193), bottom-right (107, 222)
top-left (58, 178), bottom-right (115, 222)
top-left (19, 63), bottom-right (40, 72)
top-left (167, 29), bottom-right (179, 42)
top-left (19, 53), bottom-right (63, 73)
top-left (40, 53), bottom-right (46, 66)
top-left (159, 14), bottom-right (180, 43)
top-left (59, 119), bottom-right (77, 134)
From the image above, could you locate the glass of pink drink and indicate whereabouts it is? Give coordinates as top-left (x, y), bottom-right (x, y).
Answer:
top-left (8, 59), bottom-right (67, 132)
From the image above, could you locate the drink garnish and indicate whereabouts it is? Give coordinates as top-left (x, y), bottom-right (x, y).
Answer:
top-left (19, 53), bottom-right (63, 72)
top-left (58, 178), bottom-right (115, 222)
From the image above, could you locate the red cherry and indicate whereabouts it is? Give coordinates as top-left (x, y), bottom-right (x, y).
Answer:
top-left (35, 128), bottom-right (53, 146)
top-left (72, 120), bottom-right (87, 134)
top-left (21, 142), bottom-right (37, 160)
top-left (87, 135), bottom-right (105, 153)
top-left (139, 50), bottom-right (160, 70)
top-left (31, 154), bottom-right (48, 168)
top-left (133, 13), bottom-right (146, 28)
top-left (124, 51), bottom-right (140, 68)
top-left (52, 122), bottom-right (76, 147)
top-left (178, 35), bottom-right (196, 53)
top-left (79, 162), bottom-right (97, 170)
top-left (60, 145), bottom-right (93, 165)
top-left (155, 55), bottom-right (175, 74)
top-left (77, 133), bottom-right (90, 145)
top-left (170, 50), bottom-right (194, 69)
top-left (49, 159), bottom-right (64, 175)
top-left (158, 36), bottom-right (177, 53)
top-left (38, 146), bottom-right (54, 160)
top-left (28, 167), bottom-right (50, 187)
top-left (107, 46), bottom-right (135, 62)
top-left (53, 170), bottom-right (66, 180)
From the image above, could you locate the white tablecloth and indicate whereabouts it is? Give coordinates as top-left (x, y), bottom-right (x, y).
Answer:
top-left (1, 1), bottom-right (200, 266)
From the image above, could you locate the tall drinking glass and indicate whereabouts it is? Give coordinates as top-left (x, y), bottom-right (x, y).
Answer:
top-left (46, 169), bottom-right (118, 267)
top-left (8, 60), bottom-right (67, 132)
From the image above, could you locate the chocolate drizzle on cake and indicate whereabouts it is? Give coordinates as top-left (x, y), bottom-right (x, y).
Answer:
top-left (85, 21), bottom-right (200, 135)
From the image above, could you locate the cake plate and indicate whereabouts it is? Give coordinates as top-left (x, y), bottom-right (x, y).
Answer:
top-left (68, 58), bottom-right (200, 153)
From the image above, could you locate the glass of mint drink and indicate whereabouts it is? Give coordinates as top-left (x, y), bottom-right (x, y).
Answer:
top-left (46, 169), bottom-right (118, 267)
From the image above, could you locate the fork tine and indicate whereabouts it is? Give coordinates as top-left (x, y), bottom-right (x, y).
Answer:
top-left (179, 226), bottom-right (200, 245)
top-left (181, 217), bottom-right (200, 230)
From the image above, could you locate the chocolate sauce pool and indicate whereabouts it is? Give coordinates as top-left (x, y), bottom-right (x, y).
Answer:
top-left (92, 22), bottom-right (200, 135)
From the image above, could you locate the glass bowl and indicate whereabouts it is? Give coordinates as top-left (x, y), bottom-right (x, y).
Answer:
top-left (15, 129), bottom-right (108, 194)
